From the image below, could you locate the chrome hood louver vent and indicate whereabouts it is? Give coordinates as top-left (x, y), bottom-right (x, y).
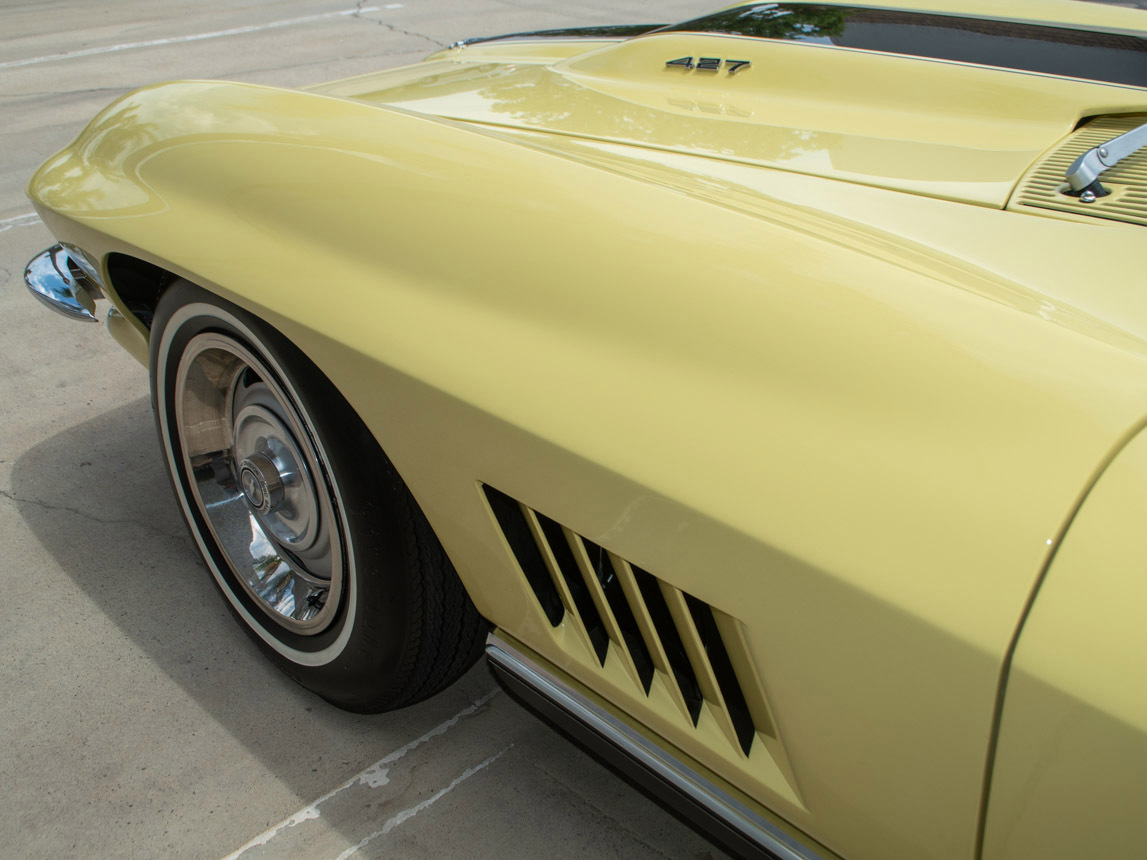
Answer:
top-left (1010, 115), bottom-right (1147, 227)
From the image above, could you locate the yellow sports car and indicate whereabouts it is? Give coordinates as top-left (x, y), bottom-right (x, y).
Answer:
top-left (21, 1), bottom-right (1147, 857)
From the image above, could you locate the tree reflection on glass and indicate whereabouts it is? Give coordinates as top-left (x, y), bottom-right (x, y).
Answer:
top-left (664, 4), bottom-right (849, 42)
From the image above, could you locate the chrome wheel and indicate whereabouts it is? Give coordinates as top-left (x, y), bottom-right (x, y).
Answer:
top-left (152, 281), bottom-right (486, 710)
top-left (174, 331), bottom-right (344, 635)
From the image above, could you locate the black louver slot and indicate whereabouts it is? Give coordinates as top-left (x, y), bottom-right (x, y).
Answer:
top-left (633, 565), bottom-right (704, 724)
top-left (686, 594), bottom-right (757, 756)
top-left (582, 539), bottom-right (655, 692)
top-left (483, 485), bottom-right (564, 627)
top-left (537, 513), bottom-right (610, 665)
top-left (483, 485), bottom-right (770, 758)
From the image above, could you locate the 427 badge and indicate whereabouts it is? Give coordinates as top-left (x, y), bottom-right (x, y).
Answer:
top-left (665, 57), bottom-right (751, 74)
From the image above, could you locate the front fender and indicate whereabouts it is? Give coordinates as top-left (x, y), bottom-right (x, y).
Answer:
top-left (28, 78), bottom-right (1147, 860)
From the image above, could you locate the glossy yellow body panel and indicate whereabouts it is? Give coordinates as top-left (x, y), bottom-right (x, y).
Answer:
top-left (105, 308), bottom-right (149, 365)
top-left (982, 425), bottom-right (1147, 860)
top-left (321, 32), bottom-right (1147, 207)
top-left (25, 2), bottom-right (1147, 857)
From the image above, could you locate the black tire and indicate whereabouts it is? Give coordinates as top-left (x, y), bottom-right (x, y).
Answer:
top-left (150, 279), bottom-right (486, 712)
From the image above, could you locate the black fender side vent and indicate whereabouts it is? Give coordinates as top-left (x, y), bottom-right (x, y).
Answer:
top-left (482, 484), bottom-right (774, 759)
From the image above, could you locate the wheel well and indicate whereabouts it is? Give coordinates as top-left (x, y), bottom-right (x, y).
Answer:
top-left (105, 253), bottom-right (175, 329)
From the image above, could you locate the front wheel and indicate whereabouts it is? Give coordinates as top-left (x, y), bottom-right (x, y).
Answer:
top-left (150, 279), bottom-right (486, 712)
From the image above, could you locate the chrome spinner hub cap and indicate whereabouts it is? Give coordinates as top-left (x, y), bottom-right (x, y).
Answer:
top-left (232, 401), bottom-right (319, 549)
top-left (174, 332), bottom-right (344, 635)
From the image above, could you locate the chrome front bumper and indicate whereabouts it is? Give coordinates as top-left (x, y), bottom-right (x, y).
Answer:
top-left (23, 244), bottom-right (103, 323)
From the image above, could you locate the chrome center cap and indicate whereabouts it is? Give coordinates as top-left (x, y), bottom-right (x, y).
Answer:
top-left (238, 453), bottom-right (284, 516)
top-left (232, 401), bottom-right (322, 551)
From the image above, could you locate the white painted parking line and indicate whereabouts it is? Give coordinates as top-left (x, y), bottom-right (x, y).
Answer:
top-left (0, 7), bottom-right (383, 71)
top-left (222, 688), bottom-right (500, 860)
top-left (0, 213), bottom-right (40, 233)
top-left (330, 746), bottom-right (513, 860)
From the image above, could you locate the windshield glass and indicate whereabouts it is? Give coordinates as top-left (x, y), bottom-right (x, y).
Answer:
top-left (657, 3), bottom-right (1147, 89)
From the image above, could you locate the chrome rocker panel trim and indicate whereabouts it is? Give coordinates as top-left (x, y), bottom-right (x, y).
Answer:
top-left (486, 632), bottom-right (825, 860)
top-left (23, 244), bottom-right (101, 323)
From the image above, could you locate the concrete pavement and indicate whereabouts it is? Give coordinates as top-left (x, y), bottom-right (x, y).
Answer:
top-left (0, 1), bottom-right (726, 857)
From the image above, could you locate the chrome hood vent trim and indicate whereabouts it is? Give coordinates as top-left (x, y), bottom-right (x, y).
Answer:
top-left (1010, 114), bottom-right (1147, 226)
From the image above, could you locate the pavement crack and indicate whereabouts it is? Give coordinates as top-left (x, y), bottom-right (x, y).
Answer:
top-left (377, 21), bottom-right (448, 48)
top-left (327, 3), bottom-right (448, 49)
top-left (0, 487), bottom-right (188, 543)
top-left (0, 265), bottom-right (10, 288)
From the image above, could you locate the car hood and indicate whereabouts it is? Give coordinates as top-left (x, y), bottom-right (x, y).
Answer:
top-left (312, 1), bottom-right (1147, 207)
